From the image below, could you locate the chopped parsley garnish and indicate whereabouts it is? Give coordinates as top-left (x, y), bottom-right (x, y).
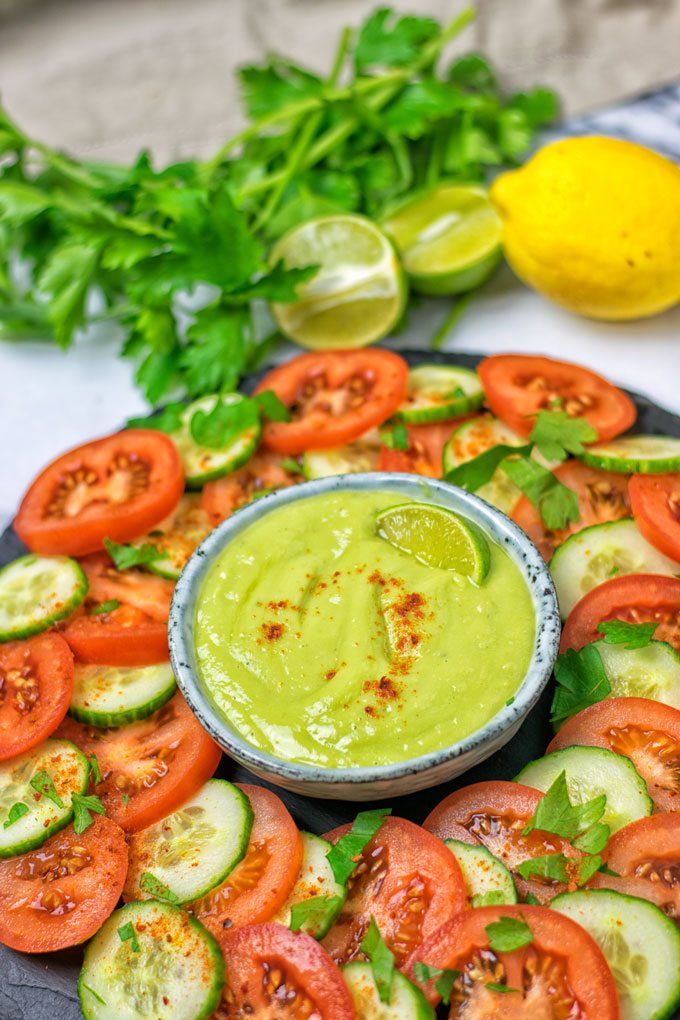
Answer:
top-left (29, 770), bottom-right (64, 809)
top-left (104, 538), bottom-right (163, 571)
top-left (139, 871), bottom-right (180, 904)
top-left (72, 793), bottom-right (106, 835)
top-left (117, 921), bottom-right (140, 952)
top-left (3, 802), bottom-right (29, 829)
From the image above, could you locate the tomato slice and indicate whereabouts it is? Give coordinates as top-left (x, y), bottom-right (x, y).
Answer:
top-left (0, 633), bottom-right (74, 761)
top-left (377, 421), bottom-right (466, 477)
top-left (478, 354), bottom-right (636, 441)
top-left (0, 816), bottom-right (127, 952)
top-left (589, 813), bottom-right (680, 924)
top-left (15, 430), bottom-right (184, 556)
top-left (61, 553), bottom-right (173, 665)
top-left (548, 696), bottom-right (680, 813)
top-left (512, 461), bottom-right (631, 561)
top-left (629, 473), bottom-right (680, 564)
top-left (560, 574), bottom-right (680, 653)
top-left (422, 781), bottom-right (583, 904)
top-left (190, 784), bottom-right (302, 938)
top-left (406, 904), bottom-right (618, 1018)
top-left (214, 923), bottom-right (355, 1020)
top-left (320, 815), bottom-right (466, 968)
top-left (56, 693), bottom-right (221, 832)
top-left (256, 349), bottom-right (409, 454)
top-left (202, 450), bottom-right (302, 526)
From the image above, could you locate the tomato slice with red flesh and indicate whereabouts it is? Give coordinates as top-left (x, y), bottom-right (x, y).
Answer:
top-left (320, 815), bottom-right (466, 969)
top-left (478, 353), bottom-right (636, 441)
top-left (201, 450), bottom-right (302, 526)
top-left (61, 553), bottom-right (173, 665)
top-left (56, 693), bottom-right (221, 832)
top-left (15, 430), bottom-right (184, 557)
top-left (190, 783), bottom-right (302, 938)
top-left (589, 813), bottom-right (680, 924)
top-left (377, 421), bottom-right (468, 477)
top-left (560, 574), bottom-right (680, 653)
top-left (0, 633), bottom-right (74, 761)
top-left (548, 696), bottom-right (680, 813)
top-left (422, 781), bottom-right (583, 904)
top-left (214, 923), bottom-right (355, 1020)
top-left (255, 349), bottom-right (409, 455)
top-left (512, 461), bottom-right (631, 561)
top-left (406, 904), bottom-right (619, 1019)
top-left (629, 472), bottom-right (680, 564)
top-left (0, 815), bottom-right (128, 952)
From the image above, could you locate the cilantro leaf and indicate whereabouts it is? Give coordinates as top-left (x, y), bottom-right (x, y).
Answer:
top-left (573, 823), bottom-right (610, 855)
top-left (522, 770), bottom-right (607, 842)
top-left (30, 770), bottom-right (64, 809)
top-left (238, 58), bottom-right (323, 120)
top-left (90, 599), bottom-right (119, 616)
top-left (598, 863), bottom-right (621, 878)
top-left (380, 422), bottom-right (409, 450)
top-left (280, 457), bottom-right (302, 475)
top-left (448, 53), bottom-right (496, 90)
top-left (516, 853), bottom-right (570, 883)
top-left (597, 619), bottom-right (658, 649)
top-left (127, 402), bottom-right (185, 434)
top-left (485, 916), bottom-right (533, 952)
top-left (445, 443), bottom-right (531, 493)
top-left (354, 9), bottom-right (439, 72)
top-left (530, 411), bottom-right (598, 462)
top-left (3, 802), bottom-right (29, 828)
top-left (413, 962), bottom-right (459, 1005)
top-left (81, 985), bottom-right (106, 1006)
top-left (180, 306), bottom-right (249, 398)
top-left (37, 242), bottom-right (100, 349)
top-left (326, 808), bottom-right (391, 885)
top-left (360, 916), bottom-right (395, 1004)
top-left (139, 871), bottom-right (180, 904)
top-left (118, 921), bottom-right (140, 952)
top-left (523, 892), bottom-right (541, 905)
top-left (550, 645), bottom-right (611, 728)
top-left (104, 538), bottom-right (163, 572)
top-left (87, 754), bottom-right (102, 785)
top-left (501, 456), bottom-right (580, 530)
top-left (72, 793), bottom-right (106, 835)
top-left (254, 390), bottom-right (291, 423)
top-left (289, 895), bottom-right (344, 934)
top-left (189, 396), bottom-right (260, 449)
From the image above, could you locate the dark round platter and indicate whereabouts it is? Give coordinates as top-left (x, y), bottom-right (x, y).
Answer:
top-left (2, 350), bottom-right (679, 1020)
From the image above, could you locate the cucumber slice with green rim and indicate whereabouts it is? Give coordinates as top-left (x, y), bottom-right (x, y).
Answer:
top-left (169, 394), bottom-right (261, 488)
top-left (135, 494), bottom-right (213, 581)
top-left (302, 429), bottom-right (382, 479)
top-left (445, 839), bottom-right (517, 906)
top-left (442, 415), bottom-right (526, 513)
top-left (579, 434), bottom-right (680, 474)
top-left (594, 639), bottom-right (680, 710)
top-left (0, 554), bottom-right (87, 641)
top-left (515, 745), bottom-right (652, 833)
top-left (343, 962), bottom-right (435, 1019)
top-left (552, 889), bottom-right (680, 1020)
top-left (549, 518), bottom-right (679, 619)
top-left (273, 832), bottom-right (347, 939)
top-left (78, 899), bottom-right (224, 1020)
top-left (0, 738), bottom-right (89, 858)
top-left (124, 779), bottom-right (252, 904)
top-left (70, 662), bottom-right (177, 727)
top-left (397, 365), bottom-right (484, 424)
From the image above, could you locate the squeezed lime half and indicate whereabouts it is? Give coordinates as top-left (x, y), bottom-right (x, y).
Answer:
top-left (376, 502), bottom-right (491, 582)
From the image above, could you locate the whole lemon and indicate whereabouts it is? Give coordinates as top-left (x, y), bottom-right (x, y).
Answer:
top-left (491, 135), bottom-right (680, 320)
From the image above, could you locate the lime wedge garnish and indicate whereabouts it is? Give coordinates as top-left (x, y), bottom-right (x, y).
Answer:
top-left (270, 214), bottom-right (406, 350)
top-left (381, 184), bottom-right (502, 296)
top-left (376, 502), bottom-right (491, 583)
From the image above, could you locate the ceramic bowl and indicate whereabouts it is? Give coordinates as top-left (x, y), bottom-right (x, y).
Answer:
top-left (169, 473), bottom-right (560, 800)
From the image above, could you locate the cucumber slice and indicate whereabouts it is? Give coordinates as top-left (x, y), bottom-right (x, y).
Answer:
top-left (343, 962), bottom-right (435, 1019)
top-left (552, 889), bottom-right (680, 1020)
top-left (124, 779), bottom-right (252, 904)
top-left (595, 639), bottom-right (680, 711)
top-left (0, 554), bottom-right (87, 641)
top-left (170, 394), bottom-right (261, 488)
top-left (273, 832), bottom-right (347, 938)
top-left (442, 416), bottom-right (526, 513)
top-left (0, 738), bottom-right (89, 857)
top-left (303, 429), bottom-right (382, 479)
top-left (445, 839), bottom-right (517, 906)
top-left (515, 745), bottom-right (652, 833)
top-left (70, 662), bottom-right (177, 727)
top-left (580, 434), bottom-right (680, 474)
top-left (549, 518), bottom-right (679, 619)
top-left (135, 494), bottom-right (213, 581)
top-left (397, 365), bottom-right (484, 425)
top-left (78, 899), bottom-right (224, 1020)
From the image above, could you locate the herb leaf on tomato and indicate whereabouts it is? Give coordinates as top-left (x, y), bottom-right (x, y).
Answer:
top-left (103, 538), bottom-right (164, 572)
top-left (597, 619), bottom-right (659, 649)
top-left (326, 807), bottom-right (391, 885)
top-left (72, 793), bottom-right (106, 835)
top-left (550, 645), bottom-right (611, 728)
top-left (530, 411), bottom-right (597, 462)
top-left (522, 769), bottom-right (608, 843)
top-left (485, 915), bottom-right (533, 952)
top-left (288, 895), bottom-right (344, 933)
top-left (360, 916), bottom-right (395, 1004)
top-left (413, 962), bottom-right (459, 1004)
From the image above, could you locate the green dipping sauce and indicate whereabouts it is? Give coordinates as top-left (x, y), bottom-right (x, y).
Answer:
top-left (194, 490), bottom-right (535, 768)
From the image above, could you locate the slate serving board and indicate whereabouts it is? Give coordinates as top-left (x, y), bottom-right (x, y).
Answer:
top-left (2, 350), bottom-right (679, 1020)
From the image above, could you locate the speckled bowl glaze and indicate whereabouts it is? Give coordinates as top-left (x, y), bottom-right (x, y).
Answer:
top-left (169, 473), bottom-right (560, 800)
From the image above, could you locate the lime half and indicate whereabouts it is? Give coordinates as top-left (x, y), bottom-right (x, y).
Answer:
top-left (270, 214), bottom-right (406, 350)
top-left (381, 184), bottom-right (502, 296)
top-left (376, 502), bottom-right (491, 582)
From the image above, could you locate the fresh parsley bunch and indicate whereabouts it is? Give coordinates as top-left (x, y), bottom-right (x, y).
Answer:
top-left (0, 7), bottom-right (558, 407)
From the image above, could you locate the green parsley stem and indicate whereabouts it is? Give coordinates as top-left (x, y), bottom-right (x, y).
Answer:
top-left (430, 287), bottom-right (479, 349)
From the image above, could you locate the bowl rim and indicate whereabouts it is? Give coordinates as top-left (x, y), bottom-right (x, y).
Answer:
top-left (168, 472), bottom-right (560, 786)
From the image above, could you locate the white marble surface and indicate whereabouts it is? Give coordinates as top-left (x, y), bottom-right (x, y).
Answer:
top-left (2, 86), bottom-right (680, 527)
